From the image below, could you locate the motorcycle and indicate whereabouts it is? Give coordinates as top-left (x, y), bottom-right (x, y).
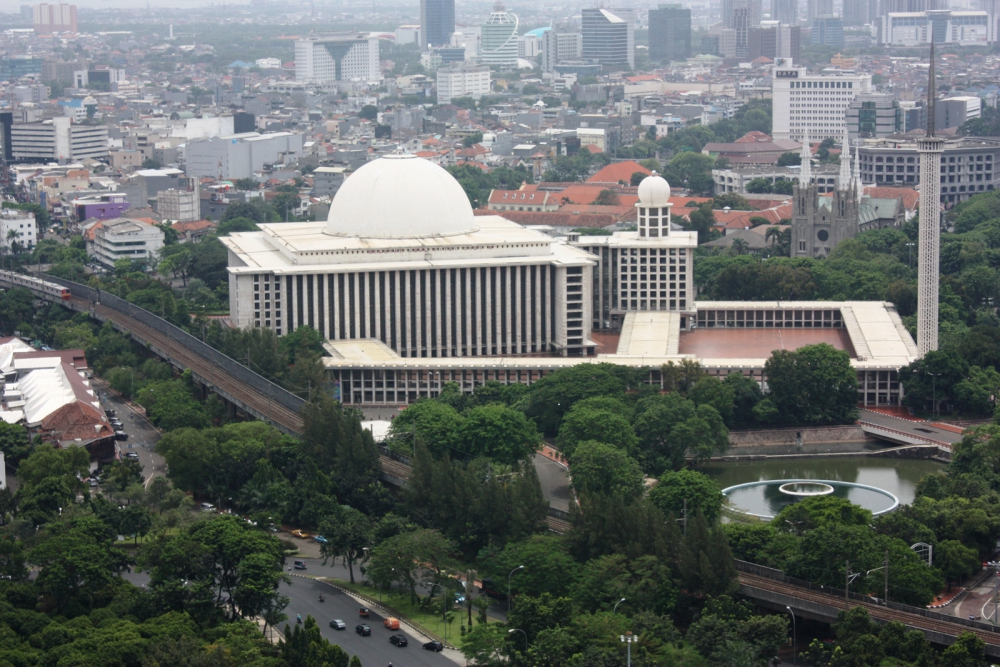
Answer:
top-left (296, 615), bottom-right (302, 624)
top-left (318, 595), bottom-right (325, 603)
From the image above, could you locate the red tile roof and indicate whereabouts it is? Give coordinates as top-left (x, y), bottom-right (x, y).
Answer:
top-left (711, 203), bottom-right (793, 230)
top-left (864, 186), bottom-right (920, 210)
top-left (586, 161), bottom-right (652, 184)
top-left (489, 190), bottom-right (552, 205)
top-left (172, 219), bottom-right (216, 233)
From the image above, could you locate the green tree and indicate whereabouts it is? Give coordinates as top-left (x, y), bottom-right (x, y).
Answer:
top-left (517, 363), bottom-right (626, 436)
top-left (777, 152), bottom-right (801, 167)
top-left (685, 203), bottom-right (716, 243)
top-left (358, 105), bottom-right (378, 120)
top-left (483, 534), bottom-right (580, 599)
top-left (280, 616), bottom-right (350, 667)
top-left (318, 505), bottom-right (371, 584)
top-left (666, 152), bottom-right (715, 195)
top-left (746, 178), bottom-right (773, 194)
top-left (557, 405), bottom-right (638, 458)
top-left (388, 399), bottom-right (464, 458)
top-left (762, 343), bottom-right (859, 425)
top-left (593, 189), bottom-right (621, 206)
top-left (367, 528), bottom-right (454, 603)
top-left (0, 420), bottom-right (33, 466)
top-left (569, 441), bottom-right (645, 500)
top-left (713, 193), bottom-right (754, 211)
top-left (935, 539), bottom-right (980, 591)
top-left (457, 404), bottom-right (540, 464)
top-left (648, 469), bottom-right (724, 523)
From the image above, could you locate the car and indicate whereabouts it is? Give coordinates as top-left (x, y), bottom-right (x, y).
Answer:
top-left (423, 641), bottom-right (444, 652)
top-left (89, 479), bottom-right (99, 488)
top-left (200, 503), bottom-right (215, 513)
top-left (124, 452), bottom-right (139, 460)
top-left (359, 607), bottom-right (370, 618)
top-left (383, 617), bottom-right (399, 630)
top-left (455, 594), bottom-right (466, 605)
top-left (389, 634), bottom-right (408, 647)
top-left (329, 619), bottom-right (346, 630)
top-left (355, 624), bottom-right (371, 636)
top-left (291, 529), bottom-right (308, 539)
top-left (314, 535), bottom-right (328, 544)
top-left (114, 431), bottom-right (128, 441)
top-left (293, 560), bottom-right (307, 570)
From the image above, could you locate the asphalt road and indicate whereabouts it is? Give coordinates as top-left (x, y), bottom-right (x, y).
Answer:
top-left (95, 382), bottom-right (165, 485)
top-left (532, 452), bottom-right (571, 513)
top-left (857, 409), bottom-right (965, 445)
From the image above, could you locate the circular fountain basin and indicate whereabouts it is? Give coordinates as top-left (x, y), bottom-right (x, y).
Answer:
top-left (721, 479), bottom-right (899, 520)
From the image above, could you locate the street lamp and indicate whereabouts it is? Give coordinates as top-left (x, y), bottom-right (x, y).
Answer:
top-left (924, 371), bottom-right (941, 419)
top-left (906, 242), bottom-right (915, 268)
top-left (620, 631), bottom-right (639, 667)
top-left (508, 565), bottom-right (524, 614)
top-left (785, 606), bottom-right (796, 667)
top-left (508, 628), bottom-right (528, 652)
top-left (613, 598), bottom-right (627, 614)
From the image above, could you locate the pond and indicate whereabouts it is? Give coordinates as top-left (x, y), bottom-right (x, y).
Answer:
top-left (703, 456), bottom-right (944, 519)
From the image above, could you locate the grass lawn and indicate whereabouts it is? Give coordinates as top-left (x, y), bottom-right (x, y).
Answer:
top-left (326, 579), bottom-right (474, 644)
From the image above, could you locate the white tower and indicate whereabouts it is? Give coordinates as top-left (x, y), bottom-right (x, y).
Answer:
top-left (916, 40), bottom-right (944, 357)
top-left (853, 138), bottom-right (863, 204)
top-left (838, 124), bottom-right (851, 191)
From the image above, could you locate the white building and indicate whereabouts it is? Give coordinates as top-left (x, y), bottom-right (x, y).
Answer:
top-left (518, 33), bottom-right (543, 58)
top-left (396, 25), bottom-right (421, 45)
top-left (10, 117), bottom-right (108, 162)
top-left (157, 187), bottom-right (200, 222)
top-left (184, 132), bottom-right (304, 180)
top-left (577, 128), bottom-right (607, 152)
top-left (294, 34), bottom-right (381, 84)
top-left (0, 209), bottom-right (37, 251)
top-left (879, 11), bottom-right (993, 46)
top-left (222, 154), bottom-right (598, 357)
top-left (91, 218), bottom-right (165, 268)
top-left (255, 57), bottom-right (282, 69)
top-left (437, 64), bottom-right (491, 105)
top-left (481, 1), bottom-right (519, 68)
top-left (541, 31), bottom-right (582, 71)
top-left (771, 63), bottom-right (873, 141)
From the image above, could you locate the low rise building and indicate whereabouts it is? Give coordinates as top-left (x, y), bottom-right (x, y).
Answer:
top-left (73, 193), bottom-right (129, 222)
top-left (184, 132), bottom-right (304, 180)
top-left (10, 117), bottom-right (108, 163)
top-left (0, 209), bottom-right (37, 251)
top-left (437, 64), bottom-right (491, 105)
top-left (90, 217), bottom-right (165, 268)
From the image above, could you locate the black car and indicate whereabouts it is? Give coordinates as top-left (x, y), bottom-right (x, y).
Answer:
top-left (423, 641), bottom-right (444, 652)
top-left (389, 634), bottom-right (408, 647)
top-left (356, 624), bottom-right (371, 636)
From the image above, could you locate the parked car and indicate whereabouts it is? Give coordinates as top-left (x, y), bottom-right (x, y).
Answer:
top-left (423, 641), bottom-right (444, 652)
top-left (359, 607), bottom-right (369, 618)
top-left (200, 503), bottom-right (215, 513)
top-left (356, 624), bottom-right (371, 636)
top-left (329, 619), bottom-right (346, 630)
top-left (124, 452), bottom-right (139, 461)
top-left (314, 535), bottom-right (328, 544)
top-left (293, 560), bottom-right (307, 570)
top-left (480, 578), bottom-right (505, 598)
top-left (114, 431), bottom-right (128, 441)
top-left (89, 478), bottom-right (99, 488)
top-left (383, 618), bottom-right (399, 630)
top-left (290, 529), bottom-right (308, 539)
top-left (389, 634), bottom-right (408, 647)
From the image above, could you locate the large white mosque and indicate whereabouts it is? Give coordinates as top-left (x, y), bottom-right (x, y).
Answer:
top-left (224, 152), bottom-right (918, 408)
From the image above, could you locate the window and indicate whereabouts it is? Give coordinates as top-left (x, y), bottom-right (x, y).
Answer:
top-left (799, 240), bottom-right (806, 251)
top-left (817, 230), bottom-right (829, 242)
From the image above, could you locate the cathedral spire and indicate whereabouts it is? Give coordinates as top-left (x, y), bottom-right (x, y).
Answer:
top-left (853, 137), bottom-right (863, 204)
top-left (799, 127), bottom-right (812, 187)
top-left (839, 124), bottom-right (851, 191)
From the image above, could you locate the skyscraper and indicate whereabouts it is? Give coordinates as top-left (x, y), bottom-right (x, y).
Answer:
top-left (420, 0), bottom-right (455, 49)
top-left (807, 0), bottom-right (833, 22)
top-left (582, 8), bottom-right (634, 68)
top-left (649, 4), bottom-right (692, 62)
top-left (916, 40), bottom-right (943, 357)
top-left (731, 0), bottom-right (762, 57)
top-left (772, 0), bottom-right (797, 24)
top-left (843, 0), bottom-right (874, 25)
top-left (480, 1), bottom-right (519, 68)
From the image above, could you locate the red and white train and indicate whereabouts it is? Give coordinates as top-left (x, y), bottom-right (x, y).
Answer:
top-left (0, 270), bottom-right (71, 300)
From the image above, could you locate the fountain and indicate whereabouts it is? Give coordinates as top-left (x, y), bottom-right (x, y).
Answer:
top-left (721, 478), bottom-right (899, 520)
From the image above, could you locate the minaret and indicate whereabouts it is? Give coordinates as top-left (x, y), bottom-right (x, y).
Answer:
top-left (916, 39), bottom-right (944, 357)
top-left (799, 127), bottom-right (812, 187)
top-left (839, 124), bottom-right (851, 191)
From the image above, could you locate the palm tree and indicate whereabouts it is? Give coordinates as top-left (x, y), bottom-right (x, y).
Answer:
top-left (731, 238), bottom-right (750, 256)
top-left (765, 226), bottom-right (782, 247)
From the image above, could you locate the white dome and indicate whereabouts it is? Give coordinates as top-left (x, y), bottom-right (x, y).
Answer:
top-left (637, 174), bottom-right (671, 207)
top-left (325, 154), bottom-right (478, 238)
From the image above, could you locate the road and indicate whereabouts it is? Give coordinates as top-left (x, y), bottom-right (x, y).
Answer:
top-left (857, 409), bottom-right (965, 446)
top-left (532, 452), bottom-right (570, 513)
top-left (94, 381), bottom-right (165, 484)
top-left (121, 567), bottom-right (464, 666)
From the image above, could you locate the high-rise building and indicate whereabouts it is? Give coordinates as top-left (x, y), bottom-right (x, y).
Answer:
top-left (727, 0), bottom-right (762, 58)
top-left (649, 4), bottom-right (692, 62)
top-left (750, 22), bottom-right (801, 60)
top-left (772, 0), bottom-right (797, 24)
top-left (916, 41), bottom-right (942, 357)
top-left (879, 10), bottom-right (993, 45)
top-left (294, 34), bottom-right (381, 84)
top-left (845, 93), bottom-right (902, 138)
top-left (480, 1), bottom-right (519, 69)
top-left (812, 15), bottom-right (844, 46)
top-left (541, 31), bottom-right (582, 71)
top-left (844, 0), bottom-right (875, 25)
top-left (10, 117), bottom-right (107, 162)
top-left (420, 0), bottom-right (455, 49)
top-left (436, 63), bottom-right (491, 104)
top-left (807, 0), bottom-right (833, 22)
top-left (581, 8), bottom-right (635, 68)
top-left (32, 3), bottom-right (76, 34)
top-left (771, 64), bottom-right (873, 141)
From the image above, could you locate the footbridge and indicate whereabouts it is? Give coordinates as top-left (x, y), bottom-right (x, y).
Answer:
top-left (858, 409), bottom-right (965, 450)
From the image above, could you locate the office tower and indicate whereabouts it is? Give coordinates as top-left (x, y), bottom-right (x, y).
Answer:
top-left (420, 0), bottom-right (455, 49)
top-left (649, 4), bottom-right (692, 62)
top-left (916, 41), bottom-right (942, 357)
top-left (845, 93), bottom-right (902, 138)
top-left (294, 34), bottom-right (381, 84)
top-left (812, 15), bottom-right (844, 46)
top-left (480, 1), bottom-right (519, 68)
top-left (843, 0), bottom-right (874, 25)
top-left (772, 0), bottom-right (797, 24)
top-left (32, 3), bottom-right (76, 33)
top-left (807, 0), bottom-right (833, 22)
top-left (541, 31), bottom-right (582, 71)
top-left (582, 8), bottom-right (634, 68)
top-left (732, 0), bottom-right (762, 58)
top-left (771, 63), bottom-right (873, 140)
top-left (750, 23), bottom-right (801, 60)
